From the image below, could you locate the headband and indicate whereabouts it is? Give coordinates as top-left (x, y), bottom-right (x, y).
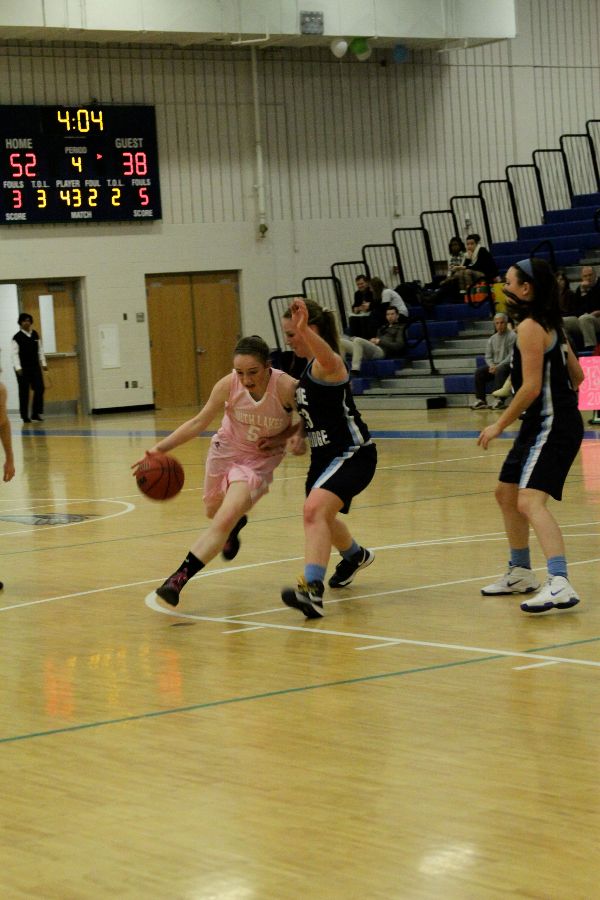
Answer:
top-left (516, 257), bottom-right (534, 279)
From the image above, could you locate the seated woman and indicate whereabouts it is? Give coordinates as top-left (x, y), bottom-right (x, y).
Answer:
top-left (369, 276), bottom-right (409, 326)
top-left (463, 233), bottom-right (499, 285)
top-left (432, 233), bottom-right (499, 303)
top-left (446, 236), bottom-right (466, 277)
top-left (341, 306), bottom-right (407, 376)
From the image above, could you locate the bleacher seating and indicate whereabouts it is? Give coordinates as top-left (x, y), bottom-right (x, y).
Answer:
top-left (272, 123), bottom-right (600, 409)
top-left (491, 191), bottom-right (600, 274)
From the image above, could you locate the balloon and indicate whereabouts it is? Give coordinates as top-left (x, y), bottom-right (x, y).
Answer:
top-left (355, 47), bottom-right (372, 62)
top-left (393, 44), bottom-right (409, 63)
top-left (330, 39), bottom-right (348, 59)
top-left (349, 37), bottom-right (368, 55)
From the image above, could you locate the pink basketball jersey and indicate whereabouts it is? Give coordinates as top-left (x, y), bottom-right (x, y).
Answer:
top-left (216, 367), bottom-right (292, 454)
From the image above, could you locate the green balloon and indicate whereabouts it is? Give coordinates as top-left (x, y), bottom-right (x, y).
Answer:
top-left (349, 37), bottom-right (368, 55)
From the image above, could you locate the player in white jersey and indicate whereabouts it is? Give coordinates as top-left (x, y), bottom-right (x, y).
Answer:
top-left (133, 335), bottom-right (298, 609)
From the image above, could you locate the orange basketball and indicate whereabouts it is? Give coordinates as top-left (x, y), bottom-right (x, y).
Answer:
top-left (135, 453), bottom-right (184, 501)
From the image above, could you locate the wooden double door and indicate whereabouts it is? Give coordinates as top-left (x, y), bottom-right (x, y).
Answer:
top-left (145, 272), bottom-right (241, 409)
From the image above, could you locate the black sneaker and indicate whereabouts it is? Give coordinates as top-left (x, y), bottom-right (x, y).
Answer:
top-left (222, 515), bottom-right (248, 561)
top-left (281, 579), bottom-right (324, 619)
top-left (155, 571), bottom-right (188, 609)
top-left (328, 547), bottom-right (375, 588)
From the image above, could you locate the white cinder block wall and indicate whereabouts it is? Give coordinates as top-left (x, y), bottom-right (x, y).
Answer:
top-left (0, 0), bottom-right (599, 411)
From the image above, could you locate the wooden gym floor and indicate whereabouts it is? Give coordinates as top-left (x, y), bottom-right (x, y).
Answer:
top-left (1, 406), bottom-right (599, 899)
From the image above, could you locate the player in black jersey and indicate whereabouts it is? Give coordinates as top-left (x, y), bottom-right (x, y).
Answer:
top-left (477, 258), bottom-right (585, 613)
top-left (276, 298), bottom-right (377, 618)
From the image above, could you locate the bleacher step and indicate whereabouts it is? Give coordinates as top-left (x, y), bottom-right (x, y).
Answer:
top-left (356, 393), bottom-right (472, 410)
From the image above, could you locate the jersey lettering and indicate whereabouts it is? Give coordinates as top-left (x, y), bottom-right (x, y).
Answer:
top-left (307, 429), bottom-right (330, 448)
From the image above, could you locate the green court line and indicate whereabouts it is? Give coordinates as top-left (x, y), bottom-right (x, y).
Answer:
top-left (1, 653), bottom-right (502, 745)
top-left (3, 633), bottom-right (599, 746)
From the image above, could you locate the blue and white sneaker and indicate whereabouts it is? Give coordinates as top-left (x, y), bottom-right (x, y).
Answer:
top-left (520, 576), bottom-right (580, 614)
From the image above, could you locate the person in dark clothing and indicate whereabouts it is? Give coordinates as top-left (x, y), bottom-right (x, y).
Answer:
top-left (462, 233), bottom-right (499, 284)
top-left (340, 306), bottom-right (407, 375)
top-left (429, 234), bottom-right (498, 304)
top-left (349, 274), bottom-right (376, 338)
top-left (556, 270), bottom-right (577, 316)
top-left (12, 313), bottom-right (47, 423)
top-left (269, 298), bottom-right (377, 618)
top-left (478, 257), bottom-right (585, 614)
top-left (352, 274), bottom-right (373, 313)
top-left (562, 265), bottom-right (600, 350)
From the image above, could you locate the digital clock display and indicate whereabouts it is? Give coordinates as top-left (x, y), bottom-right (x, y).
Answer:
top-left (0, 105), bottom-right (162, 224)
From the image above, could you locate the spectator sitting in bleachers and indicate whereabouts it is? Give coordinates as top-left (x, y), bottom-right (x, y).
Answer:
top-left (352, 274), bottom-right (373, 313)
top-left (470, 312), bottom-right (516, 409)
top-left (348, 274), bottom-right (376, 338)
top-left (369, 276), bottom-right (409, 326)
top-left (446, 236), bottom-right (466, 277)
top-left (562, 265), bottom-right (600, 351)
top-left (429, 234), bottom-right (498, 304)
top-left (557, 269), bottom-right (578, 316)
top-left (341, 306), bottom-right (407, 376)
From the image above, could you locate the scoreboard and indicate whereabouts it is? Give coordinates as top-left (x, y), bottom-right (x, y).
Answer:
top-left (0, 104), bottom-right (162, 224)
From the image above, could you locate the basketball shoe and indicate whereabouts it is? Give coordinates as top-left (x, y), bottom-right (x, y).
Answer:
top-left (481, 565), bottom-right (540, 596)
top-left (155, 570), bottom-right (189, 609)
top-left (281, 578), bottom-right (324, 618)
top-left (520, 576), bottom-right (580, 614)
top-left (328, 547), bottom-right (375, 588)
top-left (222, 515), bottom-right (248, 561)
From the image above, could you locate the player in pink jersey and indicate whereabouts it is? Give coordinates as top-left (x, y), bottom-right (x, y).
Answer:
top-left (132, 335), bottom-right (299, 609)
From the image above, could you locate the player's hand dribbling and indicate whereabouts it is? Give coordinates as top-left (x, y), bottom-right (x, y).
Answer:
top-left (131, 448), bottom-right (162, 473)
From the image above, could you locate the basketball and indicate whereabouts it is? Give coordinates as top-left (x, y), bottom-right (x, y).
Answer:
top-left (135, 453), bottom-right (185, 501)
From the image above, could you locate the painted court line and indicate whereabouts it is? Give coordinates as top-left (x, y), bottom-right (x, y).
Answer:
top-left (222, 625), bottom-right (265, 634)
top-left (513, 660), bottom-right (560, 671)
top-left (356, 641), bottom-right (403, 650)
top-left (144, 592), bottom-right (600, 670)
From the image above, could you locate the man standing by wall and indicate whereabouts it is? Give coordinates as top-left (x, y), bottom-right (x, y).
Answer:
top-left (12, 313), bottom-right (47, 424)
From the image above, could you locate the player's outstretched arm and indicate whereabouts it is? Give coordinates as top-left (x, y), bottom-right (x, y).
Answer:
top-left (132, 374), bottom-right (232, 469)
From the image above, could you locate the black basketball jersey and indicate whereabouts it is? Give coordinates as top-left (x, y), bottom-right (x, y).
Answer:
top-left (295, 360), bottom-right (372, 458)
top-left (511, 328), bottom-right (579, 420)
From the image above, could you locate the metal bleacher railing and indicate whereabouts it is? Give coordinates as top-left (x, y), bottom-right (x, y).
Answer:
top-left (268, 117), bottom-right (600, 374)
top-left (268, 239), bottom-right (438, 374)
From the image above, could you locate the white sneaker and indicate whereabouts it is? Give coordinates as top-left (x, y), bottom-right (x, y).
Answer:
top-left (470, 399), bottom-right (488, 410)
top-left (481, 566), bottom-right (540, 596)
top-left (520, 575), bottom-right (580, 614)
top-left (490, 398), bottom-right (505, 410)
top-left (492, 381), bottom-right (512, 399)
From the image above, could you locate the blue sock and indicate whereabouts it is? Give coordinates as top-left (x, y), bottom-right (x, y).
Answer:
top-left (305, 564), bottom-right (326, 585)
top-left (510, 547), bottom-right (531, 569)
top-left (547, 555), bottom-right (567, 578)
top-left (341, 540), bottom-right (361, 560)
